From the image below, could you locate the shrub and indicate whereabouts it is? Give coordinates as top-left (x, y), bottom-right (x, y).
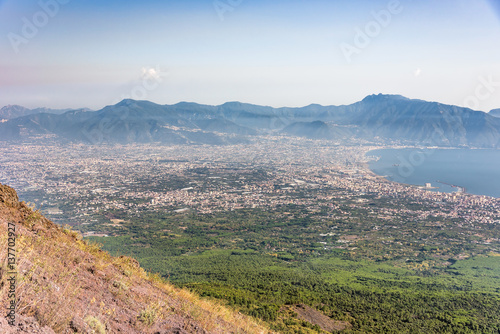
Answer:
top-left (85, 316), bottom-right (106, 334)
top-left (138, 303), bottom-right (162, 326)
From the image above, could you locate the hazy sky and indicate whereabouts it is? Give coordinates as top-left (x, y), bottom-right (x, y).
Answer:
top-left (1, 0), bottom-right (500, 111)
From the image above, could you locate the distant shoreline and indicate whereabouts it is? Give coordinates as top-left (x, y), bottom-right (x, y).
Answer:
top-left (364, 147), bottom-right (500, 198)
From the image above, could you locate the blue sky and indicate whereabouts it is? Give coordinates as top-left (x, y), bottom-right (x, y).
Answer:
top-left (1, 0), bottom-right (500, 111)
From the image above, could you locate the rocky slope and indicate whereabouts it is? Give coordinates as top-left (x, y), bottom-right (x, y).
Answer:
top-left (0, 183), bottom-right (270, 334)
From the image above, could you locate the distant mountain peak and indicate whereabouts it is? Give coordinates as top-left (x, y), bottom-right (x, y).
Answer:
top-left (490, 108), bottom-right (500, 118)
top-left (116, 98), bottom-right (138, 106)
top-left (222, 101), bottom-right (244, 106)
top-left (0, 105), bottom-right (76, 120)
top-left (1, 104), bottom-right (28, 110)
top-left (220, 101), bottom-right (252, 108)
top-left (0, 104), bottom-right (29, 114)
top-left (362, 94), bottom-right (409, 102)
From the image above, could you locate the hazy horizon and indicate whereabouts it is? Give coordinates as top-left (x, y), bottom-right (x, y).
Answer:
top-left (1, 0), bottom-right (500, 111)
top-left (2, 93), bottom-right (500, 114)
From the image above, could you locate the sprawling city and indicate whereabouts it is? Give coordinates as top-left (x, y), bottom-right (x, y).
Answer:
top-left (1, 136), bottom-right (499, 332)
top-left (1, 0), bottom-right (500, 333)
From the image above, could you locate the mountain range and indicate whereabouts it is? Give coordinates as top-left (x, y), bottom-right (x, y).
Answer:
top-left (1, 94), bottom-right (500, 147)
top-left (0, 105), bottom-right (84, 120)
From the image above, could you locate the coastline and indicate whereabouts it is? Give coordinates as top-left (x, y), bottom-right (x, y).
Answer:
top-left (363, 147), bottom-right (500, 199)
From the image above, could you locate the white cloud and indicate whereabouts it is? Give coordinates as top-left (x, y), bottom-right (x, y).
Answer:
top-left (141, 67), bottom-right (161, 80)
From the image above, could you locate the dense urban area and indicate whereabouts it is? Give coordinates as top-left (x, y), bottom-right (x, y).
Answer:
top-left (1, 138), bottom-right (499, 333)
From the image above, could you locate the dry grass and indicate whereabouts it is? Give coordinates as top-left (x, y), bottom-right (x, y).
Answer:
top-left (149, 278), bottom-right (271, 333)
top-left (0, 194), bottom-right (272, 334)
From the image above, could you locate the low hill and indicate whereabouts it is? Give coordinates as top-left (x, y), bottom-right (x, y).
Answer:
top-left (281, 119), bottom-right (356, 141)
top-left (0, 183), bottom-right (270, 334)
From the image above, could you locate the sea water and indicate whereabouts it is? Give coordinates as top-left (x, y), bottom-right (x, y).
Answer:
top-left (367, 148), bottom-right (500, 198)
